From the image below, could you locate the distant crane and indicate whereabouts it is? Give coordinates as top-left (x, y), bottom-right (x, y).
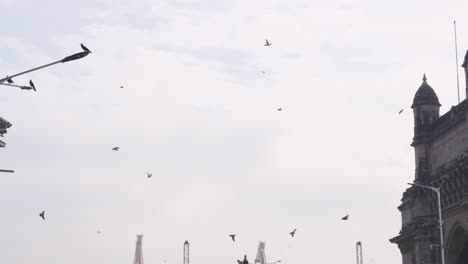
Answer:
top-left (133, 235), bottom-right (144, 264)
top-left (184, 241), bottom-right (189, 264)
top-left (255, 241), bottom-right (281, 264)
top-left (356, 241), bottom-right (363, 264)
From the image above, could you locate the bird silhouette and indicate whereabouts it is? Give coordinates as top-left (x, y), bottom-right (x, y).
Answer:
top-left (265, 39), bottom-right (272, 46)
top-left (277, 108), bottom-right (282, 111)
top-left (229, 234), bottom-right (236, 242)
top-left (120, 85), bottom-right (124, 89)
top-left (39, 211), bottom-right (45, 220)
top-left (147, 172), bottom-right (152, 178)
top-left (342, 215), bottom-right (349, 220)
top-left (29, 80), bottom-right (36, 91)
top-left (6, 77), bottom-right (13, 83)
top-left (399, 108), bottom-right (404, 114)
top-left (289, 228), bottom-right (296, 237)
top-left (81, 43), bottom-right (92, 53)
top-left (97, 230), bottom-right (102, 234)
top-left (112, 147), bottom-right (120, 151)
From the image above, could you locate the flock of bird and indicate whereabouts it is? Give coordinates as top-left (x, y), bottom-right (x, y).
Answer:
top-left (27, 39), bottom-right (365, 264)
top-left (23, 39), bottom-right (407, 264)
top-left (227, 215), bottom-right (350, 243)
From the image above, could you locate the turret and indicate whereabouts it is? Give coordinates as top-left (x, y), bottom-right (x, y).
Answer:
top-left (411, 74), bottom-right (441, 138)
top-left (411, 74), bottom-right (440, 180)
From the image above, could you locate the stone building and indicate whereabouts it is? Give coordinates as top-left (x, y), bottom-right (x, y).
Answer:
top-left (0, 116), bottom-right (12, 148)
top-left (390, 52), bottom-right (468, 264)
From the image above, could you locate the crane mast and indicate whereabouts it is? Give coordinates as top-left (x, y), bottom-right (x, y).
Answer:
top-left (184, 241), bottom-right (189, 264)
top-left (356, 241), bottom-right (363, 264)
top-left (133, 235), bottom-right (144, 264)
top-left (255, 241), bottom-right (281, 264)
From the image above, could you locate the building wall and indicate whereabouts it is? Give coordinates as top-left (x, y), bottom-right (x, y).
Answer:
top-left (431, 117), bottom-right (468, 174)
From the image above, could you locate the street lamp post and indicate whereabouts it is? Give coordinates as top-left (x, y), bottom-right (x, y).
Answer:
top-left (0, 45), bottom-right (91, 89)
top-left (408, 182), bottom-right (446, 264)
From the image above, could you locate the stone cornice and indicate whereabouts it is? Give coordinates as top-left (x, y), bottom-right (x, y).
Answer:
top-left (412, 100), bottom-right (467, 146)
top-left (390, 221), bottom-right (437, 253)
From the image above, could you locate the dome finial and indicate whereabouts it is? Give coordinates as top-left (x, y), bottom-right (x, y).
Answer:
top-left (423, 74), bottom-right (427, 83)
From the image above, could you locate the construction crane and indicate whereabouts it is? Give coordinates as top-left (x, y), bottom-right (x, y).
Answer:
top-left (133, 235), bottom-right (144, 264)
top-left (356, 241), bottom-right (363, 264)
top-left (184, 241), bottom-right (189, 264)
top-left (254, 241), bottom-right (281, 264)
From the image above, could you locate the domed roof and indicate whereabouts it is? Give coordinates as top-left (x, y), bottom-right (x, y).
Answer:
top-left (411, 74), bottom-right (441, 108)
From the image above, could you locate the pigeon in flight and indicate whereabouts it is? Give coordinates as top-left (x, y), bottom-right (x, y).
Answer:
top-left (342, 215), bottom-right (349, 220)
top-left (289, 228), bottom-right (296, 237)
top-left (277, 108), bottom-right (282, 111)
top-left (29, 80), bottom-right (36, 91)
top-left (39, 211), bottom-right (45, 220)
top-left (265, 39), bottom-right (272, 46)
top-left (81, 43), bottom-right (92, 53)
top-left (147, 172), bottom-right (152, 178)
top-left (112, 147), bottom-right (120, 151)
top-left (399, 108), bottom-right (404, 114)
top-left (229, 234), bottom-right (236, 242)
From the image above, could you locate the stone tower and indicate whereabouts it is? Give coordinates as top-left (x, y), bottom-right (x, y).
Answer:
top-left (411, 74), bottom-right (441, 181)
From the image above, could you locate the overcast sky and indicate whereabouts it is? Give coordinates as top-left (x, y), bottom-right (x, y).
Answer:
top-left (0, 0), bottom-right (467, 263)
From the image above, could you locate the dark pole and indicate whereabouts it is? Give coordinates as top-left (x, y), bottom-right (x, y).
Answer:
top-left (0, 50), bottom-right (90, 84)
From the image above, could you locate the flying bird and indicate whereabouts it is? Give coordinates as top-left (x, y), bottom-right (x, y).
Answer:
top-left (97, 230), bottom-right (102, 234)
top-left (229, 234), bottom-right (236, 242)
top-left (265, 39), bottom-right (272, 46)
top-left (277, 108), bottom-right (282, 111)
top-left (260, 71), bottom-right (266, 74)
top-left (399, 108), bottom-right (404, 114)
top-left (29, 80), bottom-right (36, 91)
top-left (289, 228), bottom-right (296, 237)
top-left (81, 43), bottom-right (92, 53)
top-left (39, 211), bottom-right (45, 220)
top-left (147, 172), bottom-right (152, 178)
top-left (112, 147), bottom-right (120, 151)
top-left (342, 215), bottom-right (349, 220)
top-left (120, 85), bottom-right (124, 89)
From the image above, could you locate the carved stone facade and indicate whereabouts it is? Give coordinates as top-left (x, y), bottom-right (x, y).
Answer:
top-left (390, 74), bottom-right (468, 264)
top-left (0, 116), bottom-right (12, 148)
